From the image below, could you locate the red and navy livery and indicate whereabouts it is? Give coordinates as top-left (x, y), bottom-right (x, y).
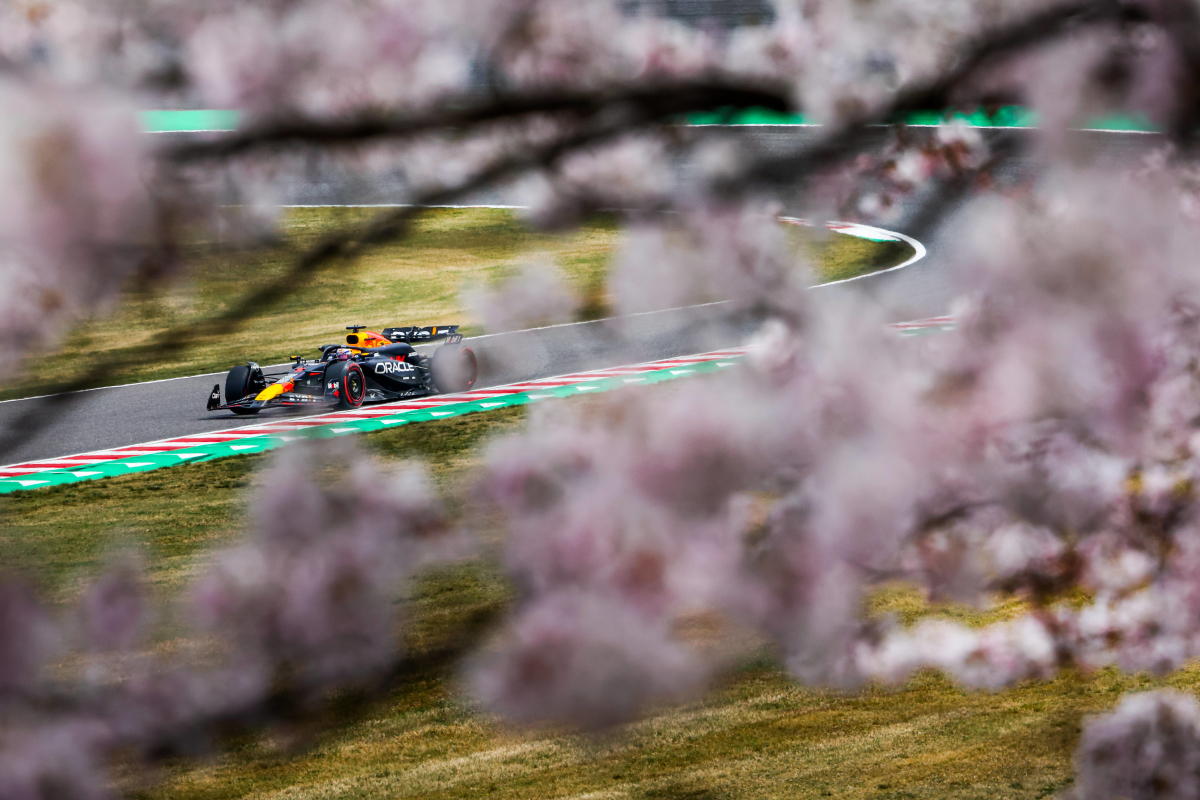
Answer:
top-left (207, 324), bottom-right (477, 415)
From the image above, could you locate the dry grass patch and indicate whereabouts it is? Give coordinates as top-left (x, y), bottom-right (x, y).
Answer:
top-left (136, 650), bottom-right (1200, 800)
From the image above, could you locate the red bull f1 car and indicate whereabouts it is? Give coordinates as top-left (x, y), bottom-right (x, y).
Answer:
top-left (206, 325), bottom-right (477, 415)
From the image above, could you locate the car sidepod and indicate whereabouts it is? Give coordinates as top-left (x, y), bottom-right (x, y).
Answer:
top-left (361, 354), bottom-right (424, 396)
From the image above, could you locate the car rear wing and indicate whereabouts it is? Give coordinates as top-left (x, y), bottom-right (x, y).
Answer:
top-left (382, 325), bottom-right (462, 344)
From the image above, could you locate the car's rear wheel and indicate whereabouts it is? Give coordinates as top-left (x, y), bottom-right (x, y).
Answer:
top-left (431, 345), bottom-right (477, 393)
top-left (326, 361), bottom-right (366, 409)
top-left (225, 365), bottom-right (260, 415)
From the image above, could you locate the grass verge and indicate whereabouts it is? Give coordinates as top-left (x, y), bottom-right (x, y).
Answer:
top-left (0, 399), bottom-right (1192, 800)
top-left (11, 209), bottom-right (908, 398)
top-left (807, 236), bottom-right (915, 283)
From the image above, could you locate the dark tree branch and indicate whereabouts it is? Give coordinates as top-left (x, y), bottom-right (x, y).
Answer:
top-left (1145, 0), bottom-right (1200, 146)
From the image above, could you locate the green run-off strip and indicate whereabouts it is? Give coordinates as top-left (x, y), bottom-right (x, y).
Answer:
top-left (0, 358), bottom-right (736, 494)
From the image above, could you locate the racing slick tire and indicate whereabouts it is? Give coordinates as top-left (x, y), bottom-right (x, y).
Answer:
top-left (431, 344), bottom-right (477, 394)
top-left (225, 365), bottom-right (260, 415)
top-left (326, 361), bottom-right (366, 410)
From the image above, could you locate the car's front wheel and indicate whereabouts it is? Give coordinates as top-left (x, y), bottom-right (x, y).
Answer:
top-left (225, 364), bottom-right (261, 415)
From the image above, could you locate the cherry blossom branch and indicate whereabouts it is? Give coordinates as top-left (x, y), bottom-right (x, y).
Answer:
top-left (721, 0), bottom-right (1151, 194)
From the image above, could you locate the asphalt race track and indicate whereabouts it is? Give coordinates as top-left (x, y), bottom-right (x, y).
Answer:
top-left (0, 303), bottom-right (757, 466)
top-left (0, 126), bottom-right (1166, 467)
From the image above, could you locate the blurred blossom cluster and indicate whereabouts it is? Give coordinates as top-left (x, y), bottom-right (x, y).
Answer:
top-left (0, 83), bottom-right (154, 356)
top-left (474, 164), bottom-right (1200, 707)
top-left (9, 0), bottom-right (1200, 794)
top-left (1074, 691), bottom-right (1200, 800)
top-left (193, 445), bottom-right (448, 687)
top-left (853, 122), bottom-right (990, 219)
top-left (465, 260), bottom-right (579, 332)
top-left (612, 203), bottom-right (807, 314)
top-left (0, 445), bottom-right (450, 794)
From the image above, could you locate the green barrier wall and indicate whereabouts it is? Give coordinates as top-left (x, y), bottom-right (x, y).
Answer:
top-left (138, 107), bottom-right (1160, 134)
top-left (691, 105), bottom-right (1156, 130)
top-left (139, 109), bottom-right (241, 132)
top-left (685, 106), bottom-right (1158, 132)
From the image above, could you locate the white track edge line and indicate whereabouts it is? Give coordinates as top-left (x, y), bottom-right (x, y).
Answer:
top-left (0, 362), bottom-right (294, 405)
top-left (778, 217), bottom-right (928, 287)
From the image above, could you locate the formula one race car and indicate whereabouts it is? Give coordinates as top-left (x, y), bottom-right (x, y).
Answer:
top-left (206, 324), bottom-right (477, 415)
